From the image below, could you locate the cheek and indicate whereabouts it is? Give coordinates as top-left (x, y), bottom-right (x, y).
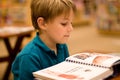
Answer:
top-left (52, 26), bottom-right (65, 36)
top-left (53, 30), bottom-right (64, 38)
top-left (47, 28), bottom-right (63, 39)
top-left (52, 29), bottom-right (65, 40)
top-left (47, 23), bottom-right (66, 40)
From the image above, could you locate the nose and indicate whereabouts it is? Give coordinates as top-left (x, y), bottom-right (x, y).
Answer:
top-left (68, 24), bottom-right (73, 32)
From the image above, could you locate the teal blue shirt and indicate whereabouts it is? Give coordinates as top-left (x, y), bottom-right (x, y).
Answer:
top-left (12, 33), bottom-right (69, 80)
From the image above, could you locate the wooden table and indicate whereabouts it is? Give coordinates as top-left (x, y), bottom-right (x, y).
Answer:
top-left (0, 26), bottom-right (34, 80)
top-left (106, 75), bottom-right (120, 80)
top-left (112, 75), bottom-right (120, 80)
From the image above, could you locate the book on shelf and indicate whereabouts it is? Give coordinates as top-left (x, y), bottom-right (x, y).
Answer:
top-left (33, 52), bottom-right (120, 80)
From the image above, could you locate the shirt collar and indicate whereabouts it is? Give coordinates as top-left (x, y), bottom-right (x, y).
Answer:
top-left (33, 32), bottom-right (51, 52)
top-left (33, 32), bottom-right (64, 53)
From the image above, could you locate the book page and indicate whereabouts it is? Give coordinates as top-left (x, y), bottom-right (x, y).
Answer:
top-left (66, 52), bottom-right (120, 68)
top-left (33, 61), bottom-right (113, 80)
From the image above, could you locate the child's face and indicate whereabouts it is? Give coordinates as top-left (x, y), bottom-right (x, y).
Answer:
top-left (44, 10), bottom-right (74, 44)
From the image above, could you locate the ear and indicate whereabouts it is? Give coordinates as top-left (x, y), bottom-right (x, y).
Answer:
top-left (37, 17), bottom-right (46, 30)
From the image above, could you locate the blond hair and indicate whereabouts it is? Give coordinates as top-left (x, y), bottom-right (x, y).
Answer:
top-left (30, 0), bottom-right (76, 29)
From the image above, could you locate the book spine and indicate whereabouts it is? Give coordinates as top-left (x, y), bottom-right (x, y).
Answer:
top-left (65, 59), bottom-right (109, 69)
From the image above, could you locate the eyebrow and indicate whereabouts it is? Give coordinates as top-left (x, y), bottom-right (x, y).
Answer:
top-left (62, 17), bottom-right (70, 20)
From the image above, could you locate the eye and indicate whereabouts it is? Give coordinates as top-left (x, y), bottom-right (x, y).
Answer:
top-left (61, 22), bottom-right (67, 26)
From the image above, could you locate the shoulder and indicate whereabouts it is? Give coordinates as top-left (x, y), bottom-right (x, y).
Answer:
top-left (15, 40), bottom-right (41, 60)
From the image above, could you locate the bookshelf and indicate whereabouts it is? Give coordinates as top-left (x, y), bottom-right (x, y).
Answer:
top-left (96, 0), bottom-right (120, 36)
top-left (72, 0), bottom-right (92, 27)
top-left (0, 0), bottom-right (31, 27)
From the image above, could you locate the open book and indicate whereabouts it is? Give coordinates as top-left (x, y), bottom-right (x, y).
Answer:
top-left (33, 52), bottom-right (120, 80)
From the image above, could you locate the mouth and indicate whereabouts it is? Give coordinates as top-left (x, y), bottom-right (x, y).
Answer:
top-left (64, 35), bottom-right (70, 37)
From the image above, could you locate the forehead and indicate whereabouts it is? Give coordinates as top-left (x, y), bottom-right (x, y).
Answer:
top-left (50, 10), bottom-right (74, 21)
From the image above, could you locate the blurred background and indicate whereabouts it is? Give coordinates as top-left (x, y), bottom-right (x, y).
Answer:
top-left (0, 0), bottom-right (120, 80)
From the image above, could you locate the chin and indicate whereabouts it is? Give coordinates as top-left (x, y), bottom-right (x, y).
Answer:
top-left (58, 41), bottom-right (67, 44)
top-left (57, 39), bottom-right (68, 44)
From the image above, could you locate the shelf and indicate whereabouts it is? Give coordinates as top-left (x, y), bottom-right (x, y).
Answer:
top-left (98, 29), bottom-right (120, 36)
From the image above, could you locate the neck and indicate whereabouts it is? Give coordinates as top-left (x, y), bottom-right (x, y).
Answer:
top-left (39, 34), bottom-right (57, 54)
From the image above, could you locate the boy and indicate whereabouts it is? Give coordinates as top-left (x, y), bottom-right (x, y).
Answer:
top-left (12, 0), bottom-right (76, 80)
